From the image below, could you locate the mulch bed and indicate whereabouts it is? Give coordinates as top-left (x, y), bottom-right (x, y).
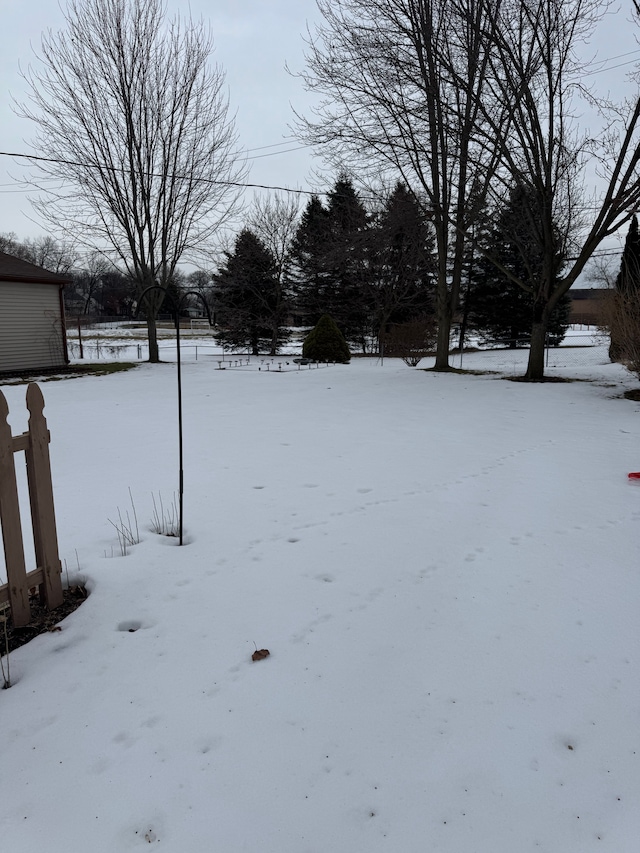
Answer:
top-left (1, 585), bottom-right (88, 657)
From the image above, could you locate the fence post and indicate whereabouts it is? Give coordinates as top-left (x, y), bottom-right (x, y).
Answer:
top-left (0, 390), bottom-right (32, 627)
top-left (25, 383), bottom-right (64, 610)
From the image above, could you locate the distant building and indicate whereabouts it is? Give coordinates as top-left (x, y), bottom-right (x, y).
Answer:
top-left (0, 251), bottom-right (71, 375)
top-left (568, 288), bottom-right (606, 326)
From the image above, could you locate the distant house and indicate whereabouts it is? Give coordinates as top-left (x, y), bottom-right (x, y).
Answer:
top-left (0, 251), bottom-right (71, 375)
top-left (568, 287), bottom-right (607, 326)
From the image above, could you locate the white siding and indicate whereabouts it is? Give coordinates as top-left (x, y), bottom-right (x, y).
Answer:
top-left (0, 281), bottom-right (66, 373)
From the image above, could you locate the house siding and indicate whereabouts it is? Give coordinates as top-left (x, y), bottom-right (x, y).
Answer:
top-left (0, 281), bottom-right (67, 373)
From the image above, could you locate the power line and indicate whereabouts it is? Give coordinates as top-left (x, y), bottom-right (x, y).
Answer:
top-left (0, 149), bottom-right (320, 196)
top-left (582, 54), bottom-right (640, 77)
top-left (244, 137), bottom-right (297, 154)
top-left (246, 145), bottom-right (308, 160)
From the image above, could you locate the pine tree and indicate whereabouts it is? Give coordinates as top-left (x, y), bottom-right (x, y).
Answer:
top-left (324, 177), bottom-right (370, 347)
top-left (468, 186), bottom-right (570, 348)
top-left (289, 194), bottom-right (331, 320)
top-left (213, 229), bottom-right (284, 355)
top-left (290, 177), bottom-right (370, 348)
top-left (368, 183), bottom-right (436, 351)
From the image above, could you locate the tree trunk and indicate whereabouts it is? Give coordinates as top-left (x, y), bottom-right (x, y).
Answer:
top-left (525, 320), bottom-right (547, 380)
top-left (147, 315), bottom-right (160, 363)
top-left (434, 299), bottom-right (453, 370)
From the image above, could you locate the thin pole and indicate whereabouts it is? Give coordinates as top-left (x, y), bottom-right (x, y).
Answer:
top-left (135, 285), bottom-right (212, 549)
top-left (77, 316), bottom-right (84, 359)
top-left (175, 312), bottom-right (184, 546)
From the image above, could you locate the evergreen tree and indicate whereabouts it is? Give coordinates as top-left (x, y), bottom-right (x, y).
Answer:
top-left (302, 314), bottom-right (351, 363)
top-left (290, 177), bottom-right (370, 347)
top-left (289, 194), bottom-right (331, 320)
top-left (468, 186), bottom-right (570, 348)
top-left (323, 177), bottom-right (370, 347)
top-left (367, 183), bottom-right (436, 352)
top-left (609, 214), bottom-right (640, 361)
top-left (213, 229), bottom-right (285, 355)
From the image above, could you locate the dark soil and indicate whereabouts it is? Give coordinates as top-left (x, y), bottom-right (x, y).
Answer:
top-left (624, 388), bottom-right (640, 402)
top-left (1, 585), bottom-right (88, 656)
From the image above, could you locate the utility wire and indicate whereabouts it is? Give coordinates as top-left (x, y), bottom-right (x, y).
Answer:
top-left (0, 149), bottom-right (319, 196)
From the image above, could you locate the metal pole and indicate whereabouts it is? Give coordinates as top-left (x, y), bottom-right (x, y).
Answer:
top-left (175, 312), bottom-right (184, 546)
top-left (77, 316), bottom-right (84, 359)
top-left (135, 286), bottom-right (212, 549)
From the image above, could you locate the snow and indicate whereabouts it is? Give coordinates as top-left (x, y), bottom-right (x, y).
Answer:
top-left (1, 345), bottom-right (639, 852)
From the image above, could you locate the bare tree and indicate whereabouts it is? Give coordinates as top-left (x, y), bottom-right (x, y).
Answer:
top-left (247, 192), bottom-right (300, 283)
top-left (476, 0), bottom-right (640, 379)
top-left (246, 192), bottom-right (300, 351)
top-left (68, 251), bottom-right (121, 315)
top-left (17, 0), bottom-right (246, 362)
top-left (0, 231), bottom-right (76, 273)
top-left (296, 0), bottom-right (509, 369)
top-left (21, 236), bottom-right (78, 274)
top-left (0, 232), bottom-right (21, 255)
top-left (601, 287), bottom-right (640, 380)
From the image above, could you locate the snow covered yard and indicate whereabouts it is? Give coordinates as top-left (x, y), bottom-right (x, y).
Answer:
top-left (1, 353), bottom-right (639, 852)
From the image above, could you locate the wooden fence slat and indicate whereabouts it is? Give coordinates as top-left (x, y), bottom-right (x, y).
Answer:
top-left (0, 389), bottom-right (31, 627)
top-left (25, 383), bottom-right (63, 610)
top-left (0, 568), bottom-right (44, 606)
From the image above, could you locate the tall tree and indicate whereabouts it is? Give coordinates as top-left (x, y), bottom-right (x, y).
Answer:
top-left (296, 0), bottom-right (508, 369)
top-left (468, 185), bottom-right (569, 348)
top-left (475, 0), bottom-right (640, 378)
top-left (289, 194), bottom-right (331, 321)
top-left (18, 0), bottom-right (245, 362)
top-left (213, 230), bottom-right (284, 356)
top-left (290, 177), bottom-right (371, 346)
top-left (323, 177), bottom-right (370, 347)
top-left (367, 182), bottom-right (436, 352)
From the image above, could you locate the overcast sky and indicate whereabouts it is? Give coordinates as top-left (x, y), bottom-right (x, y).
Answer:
top-left (0, 0), bottom-right (324, 240)
top-left (1, 0), bottom-right (640, 268)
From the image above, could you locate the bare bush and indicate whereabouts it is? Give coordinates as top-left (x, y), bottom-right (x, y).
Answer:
top-left (382, 316), bottom-right (437, 367)
top-left (601, 289), bottom-right (640, 380)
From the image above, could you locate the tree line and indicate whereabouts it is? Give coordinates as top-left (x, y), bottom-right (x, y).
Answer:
top-left (10, 0), bottom-right (640, 378)
top-left (212, 176), bottom-right (571, 356)
top-left (3, 169), bottom-right (572, 358)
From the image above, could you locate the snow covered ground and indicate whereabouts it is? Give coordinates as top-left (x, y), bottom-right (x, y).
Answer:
top-left (1, 345), bottom-right (639, 852)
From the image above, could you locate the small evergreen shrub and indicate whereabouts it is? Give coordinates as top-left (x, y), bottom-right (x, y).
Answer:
top-left (302, 315), bottom-right (351, 363)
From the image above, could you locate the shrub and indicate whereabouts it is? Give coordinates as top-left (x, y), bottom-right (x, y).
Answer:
top-left (602, 288), bottom-right (640, 380)
top-left (302, 315), bottom-right (351, 363)
top-left (381, 315), bottom-right (437, 366)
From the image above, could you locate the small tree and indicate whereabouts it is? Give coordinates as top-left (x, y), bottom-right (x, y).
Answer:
top-left (213, 230), bottom-right (283, 356)
top-left (302, 314), bottom-right (351, 363)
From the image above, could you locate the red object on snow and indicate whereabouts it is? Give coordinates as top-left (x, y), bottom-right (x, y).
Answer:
top-left (629, 472), bottom-right (640, 480)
